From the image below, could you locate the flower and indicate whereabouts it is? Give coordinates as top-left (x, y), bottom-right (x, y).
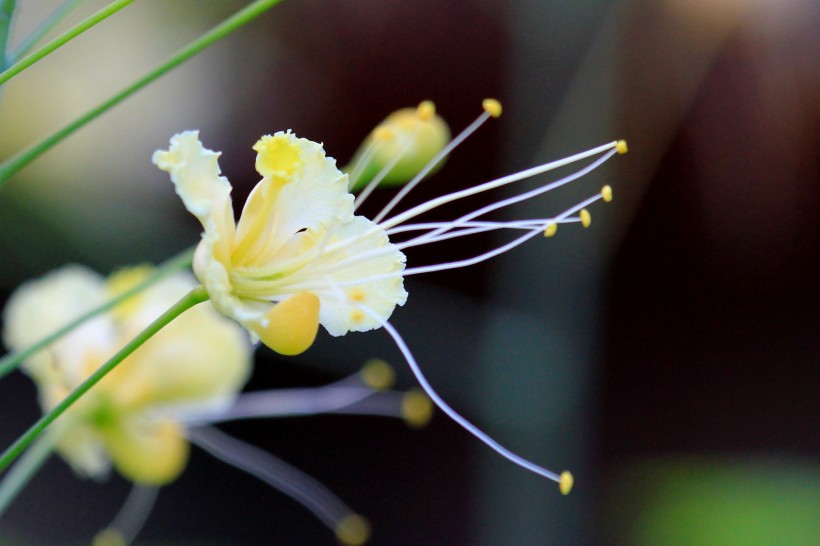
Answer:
top-left (154, 99), bottom-right (626, 492)
top-left (153, 131), bottom-right (407, 356)
top-left (1, 265), bottom-right (252, 484)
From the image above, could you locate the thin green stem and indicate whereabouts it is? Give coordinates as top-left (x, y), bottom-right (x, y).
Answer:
top-left (0, 0), bottom-right (15, 71)
top-left (0, 0), bottom-right (284, 188)
top-left (10, 0), bottom-right (88, 62)
top-left (0, 245), bottom-right (195, 380)
top-left (0, 0), bottom-right (133, 86)
top-left (0, 285), bottom-right (209, 475)
top-left (0, 432), bottom-right (55, 517)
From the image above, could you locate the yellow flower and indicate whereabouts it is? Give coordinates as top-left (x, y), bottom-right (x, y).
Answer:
top-left (154, 99), bottom-right (626, 490)
top-left (1, 265), bottom-right (252, 485)
top-left (153, 130), bottom-right (407, 356)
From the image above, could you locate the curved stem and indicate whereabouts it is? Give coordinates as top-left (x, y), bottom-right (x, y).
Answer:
top-left (0, 285), bottom-right (209, 474)
top-left (0, 0), bottom-right (133, 86)
top-left (0, 0), bottom-right (285, 188)
top-left (0, 245), bottom-right (195, 380)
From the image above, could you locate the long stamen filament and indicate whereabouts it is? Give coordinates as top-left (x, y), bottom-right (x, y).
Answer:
top-left (93, 485), bottom-right (159, 546)
top-left (353, 124), bottom-right (423, 211)
top-left (189, 427), bottom-right (369, 544)
top-left (372, 110), bottom-right (493, 224)
top-left (377, 318), bottom-right (564, 484)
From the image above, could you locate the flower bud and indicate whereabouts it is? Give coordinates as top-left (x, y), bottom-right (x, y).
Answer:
top-left (346, 101), bottom-right (450, 191)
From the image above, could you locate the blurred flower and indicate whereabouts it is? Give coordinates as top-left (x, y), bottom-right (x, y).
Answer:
top-left (1, 264), bottom-right (252, 485)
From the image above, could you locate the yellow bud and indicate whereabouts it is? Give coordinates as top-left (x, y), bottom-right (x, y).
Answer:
top-left (254, 292), bottom-right (320, 356)
top-left (103, 418), bottom-right (189, 485)
top-left (559, 470), bottom-right (574, 495)
top-left (346, 101), bottom-right (451, 191)
top-left (335, 513), bottom-right (371, 546)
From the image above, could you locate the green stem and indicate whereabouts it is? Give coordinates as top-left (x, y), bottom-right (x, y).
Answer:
top-left (0, 285), bottom-right (209, 475)
top-left (9, 0), bottom-right (88, 62)
top-left (0, 0), bottom-right (284, 188)
top-left (0, 245), bottom-right (195, 380)
top-left (0, 0), bottom-right (15, 71)
top-left (0, 431), bottom-right (55, 517)
top-left (0, 0), bottom-right (133, 86)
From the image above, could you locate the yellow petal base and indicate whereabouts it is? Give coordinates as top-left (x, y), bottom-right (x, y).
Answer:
top-left (255, 292), bottom-right (321, 355)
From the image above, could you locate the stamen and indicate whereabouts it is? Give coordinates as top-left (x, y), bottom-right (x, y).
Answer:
top-left (354, 122), bottom-right (422, 211)
top-left (616, 140), bottom-right (628, 154)
top-left (579, 209), bottom-right (591, 228)
top-left (377, 318), bottom-right (562, 483)
top-left (559, 471), bottom-right (574, 495)
top-left (189, 427), bottom-right (369, 544)
top-left (482, 98), bottom-right (503, 118)
top-left (601, 185), bottom-right (613, 202)
top-left (360, 358), bottom-right (395, 390)
top-left (401, 389), bottom-right (434, 428)
top-left (544, 223), bottom-right (558, 237)
top-left (92, 484), bottom-right (159, 546)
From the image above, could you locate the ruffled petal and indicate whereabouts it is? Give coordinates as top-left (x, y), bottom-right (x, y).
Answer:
top-left (152, 131), bottom-right (236, 264)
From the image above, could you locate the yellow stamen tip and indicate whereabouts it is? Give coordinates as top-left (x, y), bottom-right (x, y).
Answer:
top-left (92, 529), bottom-right (127, 546)
top-left (401, 389), bottom-right (434, 428)
top-left (482, 98), bottom-right (502, 118)
top-left (601, 185), bottom-right (613, 203)
top-left (543, 223), bottom-right (558, 237)
top-left (416, 100), bottom-right (436, 121)
top-left (360, 359), bottom-right (395, 390)
top-left (616, 140), bottom-right (628, 154)
top-left (559, 471), bottom-right (574, 495)
top-left (580, 209), bottom-right (591, 228)
top-left (335, 513), bottom-right (371, 546)
top-left (255, 292), bottom-right (320, 356)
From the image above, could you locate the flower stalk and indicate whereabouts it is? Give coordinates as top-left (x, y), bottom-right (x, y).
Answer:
top-left (0, 285), bottom-right (209, 475)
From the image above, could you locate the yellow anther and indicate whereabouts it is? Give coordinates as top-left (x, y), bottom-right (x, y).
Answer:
top-left (360, 358), bottom-right (395, 390)
top-left (559, 471), bottom-right (574, 495)
top-left (616, 140), bottom-right (628, 154)
top-left (416, 100), bottom-right (436, 121)
top-left (482, 98), bottom-right (502, 118)
top-left (402, 389), bottom-right (434, 429)
top-left (601, 185), bottom-right (613, 203)
top-left (335, 513), bottom-right (371, 546)
top-left (254, 292), bottom-right (320, 356)
top-left (580, 209), bottom-right (591, 228)
top-left (372, 126), bottom-right (394, 142)
top-left (348, 288), bottom-right (367, 302)
top-left (543, 223), bottom-right (558, 238)
top-left (92, 529), bottom-right (127, 546)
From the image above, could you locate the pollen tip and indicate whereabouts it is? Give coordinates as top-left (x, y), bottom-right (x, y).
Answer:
top-left (416, 100), bottom-right (436, 121)
top-left (616, 140), bottom-right (628, 154)
top-left (335, 513), bottom-right (371, 546)
top-left (482, 98), bottom-right (502, 118)
top-left (92, 528), bottom-right (127, 546)
top-left (401, 389), bottom-right (434, 428)
top-left (360, 359), bottom-right (395, 390)
top-left (601, 185), bottom-right (613, 203)
top-left (559, 471), bottom-right (574, 495)
top-left (580, 209), bottom-right (592, 228)
top-left (543, 223), bottom-right (558, 238)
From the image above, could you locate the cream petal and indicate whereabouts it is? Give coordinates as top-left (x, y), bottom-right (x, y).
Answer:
top-left (153, 131), bottom-right (236, 263)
